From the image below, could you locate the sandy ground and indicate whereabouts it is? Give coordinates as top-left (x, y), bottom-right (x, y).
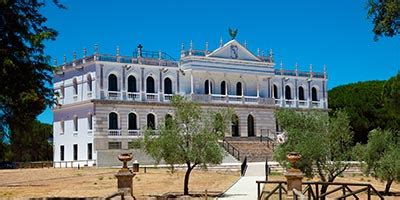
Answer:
top-left (0, 167), bottom-right (239, 199)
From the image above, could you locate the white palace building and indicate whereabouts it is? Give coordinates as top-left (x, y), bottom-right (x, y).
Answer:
top-left (52, 37), bottom-right (328, 167)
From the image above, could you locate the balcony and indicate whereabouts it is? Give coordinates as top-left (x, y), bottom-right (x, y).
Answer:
top-left (107, 91), bottom-right (121, 100)
top-left (108, 129), bottom-right (121, 136)
top-left (128, 130), bottom-right (141, 136)
top-left (192, 94), bottom-right (273, 105)
top-left (127, 92), bottom-right (141, 101)
top-left (146, 93), bottom-right (159, 101)
top-left (163, 94), bottom-right (173, 101)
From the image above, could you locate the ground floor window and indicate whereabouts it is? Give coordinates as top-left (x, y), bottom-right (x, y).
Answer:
top-left (60, 145), bottom-right (64, 161)
top-left (73, 144), bottom-right (78, 160)
top-left (87, 143), bottom-right (92, 160)
top-left (108, 142), bottom-right (122, 149)
top-left (128, 140), bottom-right (141, 149)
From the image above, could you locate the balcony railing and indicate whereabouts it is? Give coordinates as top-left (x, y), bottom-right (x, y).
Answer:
top-left (128, 130), bottom-right (141, 136)
top-left (108, 129), bottom-right (121, 136)
top-left (87, 91), bottom-right (92, 99)
top-left (146, 93), bottom-right (158, 101)
top-left (127, 92), bottom-right (141, 101)
top-left (107, 91), bottom-right (121, 100)
top-left (164, 94), bottom-right (173, 101)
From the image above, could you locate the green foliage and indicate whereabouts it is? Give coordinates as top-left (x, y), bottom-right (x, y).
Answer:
top-left (359, 129), bottom-right (400, 194)
top-left (143, 95), bottom-right (232, 195)
top-left (273, 109), bottom-right (353, 183)
top-left (367, 0), bottom-right (400, 40)
top-left (328, 81), bottom-right (388, 143)
top-left (383, 72), bottom-right (400, 114)
top-left (0, 0), bottom-right (63, 159)
top-left (9, 120), bottom-right (53, 161)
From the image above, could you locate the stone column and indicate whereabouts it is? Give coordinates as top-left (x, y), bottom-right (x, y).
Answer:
top-left (285, 152), bottom-right (303, 200)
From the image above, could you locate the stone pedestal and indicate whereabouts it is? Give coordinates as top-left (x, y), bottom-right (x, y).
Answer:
top-left (284, 169), bottom-right (303, 200)
top-left (115, 169), bottom-right (135, 196)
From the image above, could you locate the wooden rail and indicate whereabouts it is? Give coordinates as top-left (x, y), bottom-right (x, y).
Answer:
top-left (256, 181), bottom-right (385, 200)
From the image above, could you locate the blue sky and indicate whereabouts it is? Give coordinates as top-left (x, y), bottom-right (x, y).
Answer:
top-left (37, 0), bottom-right (400, 124)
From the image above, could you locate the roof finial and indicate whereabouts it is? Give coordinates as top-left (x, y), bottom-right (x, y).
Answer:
top-left (205, 41), bottom-right (209, 52)
top-left (257, 48), bottom-right (260, 57)
top-left (309, 64), bottom-right (313, 72)
top-left (63, 54), bottom-right (67, 65)
top-left (83, 48), bottom-right (87, 58)
top-left (116, 46), bottom-right (120, 56)
top-left (261, 50), bottom-right (264, 57)
top-left (269, 49), bottom-right (274, 62)
top-left (323, 64), bottom-right (327, 79)
top-left (280, 61), bottom-right (284, 75)
top-left (189, 40), bottom-right (193, 51)
top-left (181, 42), bottom-right (185, 51)
top-left (94, 44), bottom-right (99, 54)
top-left (244, 40), bottom-right (247, 48)
top-left (228, 27), bottom-right (238, 40)
top-left (220, 37), bottom-right (223, 47)
top-left (295, 62), bottom-right (299, 76)
top-left (73, 51), bottom-right (77, 61)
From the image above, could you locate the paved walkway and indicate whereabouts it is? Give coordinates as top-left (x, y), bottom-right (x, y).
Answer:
top-left (218, 162), bottom-right (266, 200)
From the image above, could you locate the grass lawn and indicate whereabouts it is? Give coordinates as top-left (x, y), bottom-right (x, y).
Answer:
top-left (0, 167), bottom-right (240, 199)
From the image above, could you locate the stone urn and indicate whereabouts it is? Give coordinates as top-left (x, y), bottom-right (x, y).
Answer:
top-left (118, 153), bottom-right (133, 171)
top-left (287, 152), bottom-right (301, 172)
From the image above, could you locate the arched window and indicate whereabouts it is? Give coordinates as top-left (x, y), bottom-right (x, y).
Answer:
top-left (221, 81), bottom-right (226, 95)
top-left (298, 86), bottom-right (305, 100)
top-left (128, 113), bottom-right (137, 130)
top-left (231, 115), bottom-right (240, 137)
top-left (146, 76), bottom-right (155, 93)
top-left (127, 75), bottom-right (137, 92)
top-left (164, 78), bottom-right (172, 94)
top-left (247, 115), bottom-right (255, 137)
top-left (147, 113), bottom-right (156, 130)
top-left (236, 82), bottom-right (242, 96)
top-left (165, 114), bottom-right (173, 128)
top-left (109, 112), bottom-right (118, 129)
top-left (87, 74), bottom-right (92, 92)
top-left (204, 80), bottom-right (213, 94)
top-left (73, 78), bottom-right (78, 95)
top-left (108, 74), bottom-right (118, 91)
top-left (285, 85), bottom-right (292, 100)
top-left (273, 84), bottom-right (279, 99)
top-left (312, 87), bottom-right (318, 101)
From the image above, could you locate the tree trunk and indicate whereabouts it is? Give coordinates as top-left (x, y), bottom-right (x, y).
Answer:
top-left (384, 178), bottom-right (394, 195)
top-left (320, 184), bottom-right (329, 200)
top-left (183, 165), bottom-right (194, 195)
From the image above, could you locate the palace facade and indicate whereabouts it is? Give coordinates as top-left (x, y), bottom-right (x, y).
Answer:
top-left (53, 39), bottom-right (328, 167)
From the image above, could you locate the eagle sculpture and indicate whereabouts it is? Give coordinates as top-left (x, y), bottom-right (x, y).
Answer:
top-left (229, 28), bottom-right (238, 40)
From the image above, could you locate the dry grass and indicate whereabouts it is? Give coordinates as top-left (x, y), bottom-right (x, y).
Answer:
top-left (0, 167), bottom-right (239, 199)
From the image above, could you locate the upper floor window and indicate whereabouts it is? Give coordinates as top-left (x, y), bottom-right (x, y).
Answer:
top-left (73, 116), bottom-right (78, 132)
top-left (73, 78), bottom-right (78, 95)
top-left (204, 80), bottom-right (213, 94)
top-left (312, 87), bottom-right (318, 101)
top-left (298, 86), bottom-right (305, 100)
top-left (128, 113), bottom-right (138, 130)
top-left (221, 81), bottom-right (226, 95)
top-left (88, 114), bottom-right (93, 130)
top-left (285, 85), bottom-right (292, 100)
top-left (108, 74), bottom-right (118, 91)
top-left (146, 76), bottom-right (155, 93)
top-left (273, 84), bottom-right (279, 99)
top-left (60, 85), bottom-right (65, 98)
top-left (236, 82), bottom-right (242, 96)
top-left (164, 78), bottom-right (172, 94)
top-left (147, 113), bottom-right (156, 130)
top-left (109, 112), bottom-right (119, 129)
top-left (87, 74), bottom-right (92, 92)
top-left (128, 75), bottom-right (137, 92)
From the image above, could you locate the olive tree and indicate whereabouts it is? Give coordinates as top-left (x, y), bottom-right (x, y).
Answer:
top-left (356, 129), bottom-right (400, 195)
top-left (143, 95), bottom-right (232, 195)
top-left (274, 109), bottom-right (353, 196)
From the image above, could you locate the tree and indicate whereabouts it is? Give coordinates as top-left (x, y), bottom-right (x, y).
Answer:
top-left (0, 0), bottom-right (63, 157)
top-left (383, 72), bottom-right (400, 114)
top-left (357, 129), bottom-right (400, 195)
top-left (143, 95), bottom-right (232, 195)
top-left (328, 81), bottom-right (388, 143)
top-left (274, 109), bottom-right (353, 196)
top-left (367, 0), bottom-right (400, 40)
top-left (9, 120), bottom-right (53, 162)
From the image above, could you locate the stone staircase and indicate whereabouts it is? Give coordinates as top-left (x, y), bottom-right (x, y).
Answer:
top-left (222, 137), bottom-right (275, 162)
